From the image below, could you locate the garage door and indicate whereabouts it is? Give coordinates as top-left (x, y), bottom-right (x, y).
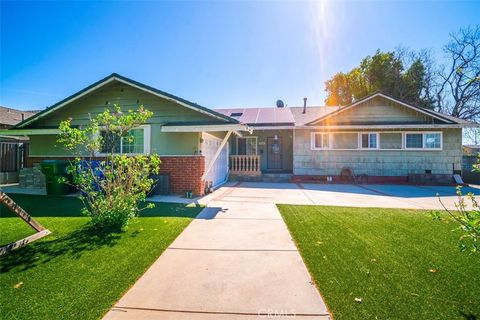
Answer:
top-left (202, 133), bottom-right (229, 188)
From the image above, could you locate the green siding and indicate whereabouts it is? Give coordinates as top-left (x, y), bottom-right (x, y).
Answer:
top-left (317, 96), bottom-right (440, 125)
top-left (152, 132), bottom-right (200, 155)
top-left (26, 80), bottom-right (221, 156)
top-left (30, 81), bottom-right (216, 128)
top-left (29, 135), bottom-right (70, 156)
top-left (294, 128), bottom-right (462, 176)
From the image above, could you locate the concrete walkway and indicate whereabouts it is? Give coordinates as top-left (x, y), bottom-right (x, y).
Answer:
top-left (103, 181), bottom-right (478, 319)
top-left (103, 187), bottom-right (330, 319)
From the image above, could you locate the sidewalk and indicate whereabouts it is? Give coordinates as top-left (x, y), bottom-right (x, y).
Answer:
top-left (103, 194), bottom-right (330, 319)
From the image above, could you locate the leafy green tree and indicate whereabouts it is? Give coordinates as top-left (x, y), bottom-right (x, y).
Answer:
top-left (57, 105), bottom-right (161, 230)
top-left (325, 50), bottom-right (432, 107)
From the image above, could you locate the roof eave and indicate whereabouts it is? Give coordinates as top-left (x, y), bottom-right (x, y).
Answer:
top-left (14, 73), bottom-right (239, 129)
top-left (305, 93), bottom-right (457, 126)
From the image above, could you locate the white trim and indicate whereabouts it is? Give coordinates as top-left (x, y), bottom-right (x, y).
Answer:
top-left (236, 136), bottom-right (258, 155)
top-left (250, 124), bottom-right (477, 130)
top-left (310, 132), bottom-right (331, 150)
top-left (297, 124), bottom-right (476, 129)
top-left (96, 124), bottom-right (151, 156)
top-left (309, 130), bottom-right (443, 151)
top-left (307, 93), bottom-right (453, 125)
top-left (247, 126), bottom-right (295, 130)
top-left (403, 131), bottom-right (443, 150)
top-left (202, 132), bottom-right (223, 142)
top-left (161, 124), bottom-right (250, 133)
top-left (358, 132), bottom-right (379, 150)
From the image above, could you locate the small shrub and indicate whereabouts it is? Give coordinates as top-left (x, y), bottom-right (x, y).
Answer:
top-left (58, 105), bottom-right (160, 230)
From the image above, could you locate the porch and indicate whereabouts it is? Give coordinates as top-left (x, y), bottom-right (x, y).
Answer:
top-left (228, 129), bottom-right (293, 180)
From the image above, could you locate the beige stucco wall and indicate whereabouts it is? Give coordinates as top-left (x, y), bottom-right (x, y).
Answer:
top-left (293, 128), bottom-right (462, 176)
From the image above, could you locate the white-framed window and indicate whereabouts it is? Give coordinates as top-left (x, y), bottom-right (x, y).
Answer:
top-left (404, 132), bottom-right (442, 150)
top-left (359, 133), bottom-right (379, 149)
top-left (311, 132), bottom-right (330, 150)
top-left (99, 125), bottom-right (151, 155)
top-left (237, 136), bottom-right (257, 155)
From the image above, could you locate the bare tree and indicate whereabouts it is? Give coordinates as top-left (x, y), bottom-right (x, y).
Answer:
top-left (435, 26), bottom-right (480, 120)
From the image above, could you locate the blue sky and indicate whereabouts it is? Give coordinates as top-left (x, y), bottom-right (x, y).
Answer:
top-left (1, 1), bottom-right (479, 111)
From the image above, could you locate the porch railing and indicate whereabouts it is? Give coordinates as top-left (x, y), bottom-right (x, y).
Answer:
top-left (230, 155), bottom-right (261, 176)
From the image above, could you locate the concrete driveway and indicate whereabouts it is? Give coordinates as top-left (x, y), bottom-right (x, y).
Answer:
top-left (214, 182), bottom-right (479, 210)
top-left (104, 181), bottom-right (478, 319)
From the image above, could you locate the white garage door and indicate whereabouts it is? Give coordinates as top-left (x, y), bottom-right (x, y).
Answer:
top-left (202, 132), bottom-right (229, 188)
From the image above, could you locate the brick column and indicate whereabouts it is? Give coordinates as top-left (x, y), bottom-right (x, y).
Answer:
top-left (157, 156), bottom-right (206, 196)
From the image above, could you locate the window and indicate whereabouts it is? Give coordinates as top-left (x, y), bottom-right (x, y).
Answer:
top-left (237, 136), bottom-right (257, 155)
top-left (405, 132), bottom-right (442, 149)
top-left (405, 133), bottom-right (423, 148)
top-left (311, 133), bottom-right (330, 149)
top-left (100, 125), bottom-right (150, 154)
top-left (424, 133), bottom-right (441, 149)
top-left (332, 133), bottom-right (357, 149)
top-left (379, 132), bottom-right (402, 149)
top-left (360, 133), bottom-right (378, 149)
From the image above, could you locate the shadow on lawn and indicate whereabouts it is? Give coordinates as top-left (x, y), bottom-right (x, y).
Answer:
top-left (0, 225), bottom-right (122, 273)
top-left (1, 193), bottom-right (202, 218)
top-left (459, 311), bottom-right (477, 320)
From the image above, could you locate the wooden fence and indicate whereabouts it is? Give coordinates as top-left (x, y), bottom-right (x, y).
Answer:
top-left (0, 142), bottom-right (29, 172)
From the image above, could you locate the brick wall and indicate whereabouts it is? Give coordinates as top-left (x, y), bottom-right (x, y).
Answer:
top-left (158, 156), bottom-right (205, 196)
top-left (27, 155), bottom-right (206, 196)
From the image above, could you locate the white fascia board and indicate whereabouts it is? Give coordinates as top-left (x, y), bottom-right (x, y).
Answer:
top-left (248, 126), bottom-right (295, 130)
top-left (161, 124), bottom-right (250, 133)
top-left (297, 124), bottom-right (478, 129)
top-left (0, 129), bottom-right (61, 136)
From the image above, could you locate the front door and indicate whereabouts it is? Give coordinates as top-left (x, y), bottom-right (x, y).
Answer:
top-left (267, 136), bottom-right (283, 170)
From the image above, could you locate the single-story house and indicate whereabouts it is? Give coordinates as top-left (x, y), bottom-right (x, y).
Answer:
top-left (1, 73), bottom-right (477, 195)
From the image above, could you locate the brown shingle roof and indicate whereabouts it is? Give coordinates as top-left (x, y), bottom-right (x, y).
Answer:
top-left (0, 106), bottom-right (37, 126)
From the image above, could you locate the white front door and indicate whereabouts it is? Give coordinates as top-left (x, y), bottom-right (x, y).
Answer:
top-left (201, 132), bottom-right (229, 188)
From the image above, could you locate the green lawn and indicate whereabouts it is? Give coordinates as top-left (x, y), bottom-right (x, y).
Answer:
top-left (0, 194), bottom-right (202, 320)
top-left (278, 205), bottom-right (480, 320)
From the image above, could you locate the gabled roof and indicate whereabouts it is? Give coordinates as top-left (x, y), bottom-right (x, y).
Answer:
top-left (14, 73), bottom-right (239, 128)
top-left (290, 106), bottom-right (340, 126)
top-left (305, 92), bottom-right (465, 126)
top-left (216, 107), bottom-right (295, 126)
top-left (0, 106), bottom-right (37, 126)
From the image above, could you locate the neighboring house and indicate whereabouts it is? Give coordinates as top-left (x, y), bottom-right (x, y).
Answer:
top-left (1, 74), bottom-right (477, 194)
top-left (0, 106), bottom-right (36, 130)
top-left (0, 107), bottom-right (36, 183)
